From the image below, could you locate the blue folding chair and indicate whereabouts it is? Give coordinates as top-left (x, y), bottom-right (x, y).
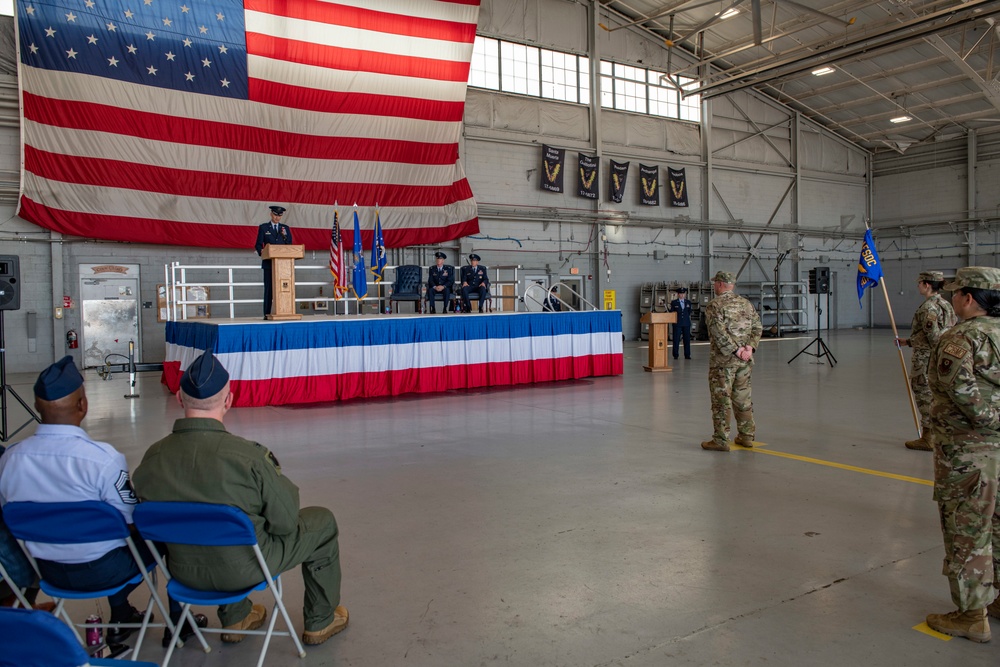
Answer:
top-left (133, 502), bottom-right (307, 667)
top-left (2, 501), bottom-right (175, 661)
top-left (0, 607), bottom-right (158, 667)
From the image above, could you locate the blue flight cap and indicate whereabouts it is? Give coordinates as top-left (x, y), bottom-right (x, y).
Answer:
top-left (179, 350), bottom-right (230, 399)
top-left (34, 356), bottom-right (84, 401)
top-left (469, 254), bottom-right (481, 261)
top-left (269, 205), bottom-right (286, 216)
top-left (434, 252), bottom-right (447, 259)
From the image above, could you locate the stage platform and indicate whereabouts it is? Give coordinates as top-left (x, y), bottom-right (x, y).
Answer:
top-left (163, 311), bottom-right (624, 407)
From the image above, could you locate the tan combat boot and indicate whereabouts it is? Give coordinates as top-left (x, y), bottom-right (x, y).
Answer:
top-left (926, 608), bottom-right (990, 642)
top-left (905, 437), bottom-right (932, 451)
top-left (701, 440), bottom-right (730, 452)
top-left (735, 434), bottom-right (754, 448)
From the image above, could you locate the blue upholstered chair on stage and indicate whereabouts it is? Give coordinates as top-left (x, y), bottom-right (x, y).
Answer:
top-left (132, 502), bottom-right (307, 667)
top-left (2, 501), bottom-right (173, 661)
top-left (390, 264), bottom-right (423, 313)
top-left (0, 607), bottom-right (158, 667)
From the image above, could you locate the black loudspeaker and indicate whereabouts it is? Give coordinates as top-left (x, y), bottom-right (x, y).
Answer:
top-left (808, 267), bottom-right (830, 295)
top-left (0, 256), bottom-right (21, 311)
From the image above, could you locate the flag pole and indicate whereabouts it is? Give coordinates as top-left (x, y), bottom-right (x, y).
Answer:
top-left (867, 220), bottom-right (921, 437)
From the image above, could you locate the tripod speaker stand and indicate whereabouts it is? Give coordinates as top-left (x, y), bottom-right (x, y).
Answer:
top-left (0, 310), bottom-right (41, 442)
top-left (788, 291), bottom-right (837, 368)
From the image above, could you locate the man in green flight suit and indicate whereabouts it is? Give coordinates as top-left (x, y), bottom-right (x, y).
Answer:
top-left (133, 350), bottom-right (349, 646)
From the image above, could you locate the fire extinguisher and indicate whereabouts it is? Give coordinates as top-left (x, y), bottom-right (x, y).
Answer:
top-left (66, 329), bottom-right (78, 349)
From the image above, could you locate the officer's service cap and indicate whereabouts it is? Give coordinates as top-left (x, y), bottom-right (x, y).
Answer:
top-left (918, 271), bottom-right (944, 283)
top-left (180, 350), bottom-right (230, 399)
top-left (34, 356), bottom-right (84, 401)
top-left (944, 266), bottom-right (1000, 291)
top-left (269, 205), bottom-right (286, 216)
top-left (434, 252), bottom-right (447, 259)
top-left (712, 271), bottom-right (736, 284)
top-left (676, 287), bottom-right (688, 293)
top-left (469, 254), bottom-right (481, 261)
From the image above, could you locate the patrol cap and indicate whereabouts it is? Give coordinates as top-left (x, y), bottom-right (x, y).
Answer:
top-left (944, 266), bottom-right (1000, 291)
top-left (918, 270), bottom-right (944, 283)
top-left (268, 205), bottom-right (286, 216)
top-left (179, 349), bottom-right (230, 399)
top-left (434, 252), bottom-right (447, 259)
top-left (712, 271), bottom-right (736, 284)
top-left (676, 287), bottom-right (688, 293)
top-left (469, 254), bottom-right (481, 261)
top-left (34, 356), bottom-right (84, 401)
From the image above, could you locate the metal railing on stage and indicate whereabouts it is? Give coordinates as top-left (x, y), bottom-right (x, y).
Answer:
top-left (164, 262), bottom-right (524, 320)
top-left (522, 281), bottom-right (599, 312)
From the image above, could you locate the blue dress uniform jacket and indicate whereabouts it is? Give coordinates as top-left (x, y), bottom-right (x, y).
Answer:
top-left (427, 264), bottom-right (454, 313)
top-left (460, 265), bottom-right (490, 312)
top-left (255, 222), bottom-right (293, 316)
top-left (669, 297), bottom-right (693, 359)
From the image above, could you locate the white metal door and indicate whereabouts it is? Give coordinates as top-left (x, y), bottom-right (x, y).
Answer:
top-left (79, 264), bottom-right (141, 368)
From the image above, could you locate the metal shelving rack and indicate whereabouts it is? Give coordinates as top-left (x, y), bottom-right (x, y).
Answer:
top-left (741, 281), bottom-right (809, 335)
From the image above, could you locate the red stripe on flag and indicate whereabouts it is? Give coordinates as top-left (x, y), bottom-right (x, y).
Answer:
top-left (248, 79), bottom-right (466, 122)
top-left (25, 146), bottom-right (475, 208)
top-left (20, 196), bottom-right (480, 250)
top-left (23, 92), bottom-right (459, 165)
top-left (245, 0), bottom-right (478, 42)
top-left (247, 33), bottom-right (473, 82)
top-left (162, 355), bottom-right (624, 406)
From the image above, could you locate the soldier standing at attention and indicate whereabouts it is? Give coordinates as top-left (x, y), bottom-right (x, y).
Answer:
top-left (896, 270), bottom-right (957, 451)
top-left (924, 266), bottom-right (1000, 642)
top-left (702, 271), bottom-right (762, 452)
top-left (133, 350), bottom-right (349, 647)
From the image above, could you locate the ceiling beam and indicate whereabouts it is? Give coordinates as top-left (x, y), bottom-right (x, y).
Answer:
top-left (856, 109), bottom-right (1000, 141)
top-left (835, 92), bottom-right (986, 127)
top-left (808, 74), bottom-right (968, 115)
top-left (923, 33), bottom-right (1000, 117)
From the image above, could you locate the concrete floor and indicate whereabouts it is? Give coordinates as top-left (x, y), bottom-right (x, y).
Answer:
top-left (5, 329), bottom-right (998, 666)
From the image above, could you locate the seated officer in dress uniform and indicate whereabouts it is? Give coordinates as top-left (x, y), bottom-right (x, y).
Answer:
top-left (133, 351), bottom-right (349, 647)
top-left (0, 357), bottom-right (206, 647)
top-left (460, 254), bottom-right (490, 313)
top-left (669, 287), bottom-right (693, 359)
top-left (426, 252), bottom-right (454, 314)
top-left (254, 205), bottom-right (294, 318)
top-left (542, 286), bottom-right (562, 312)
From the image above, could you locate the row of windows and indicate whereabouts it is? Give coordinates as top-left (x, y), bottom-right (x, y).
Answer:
top-left (469, 36), bottom-right (701, 123)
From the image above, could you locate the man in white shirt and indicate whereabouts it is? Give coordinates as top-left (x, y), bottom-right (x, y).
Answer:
top-left (0, 356), bottom-right (204, 646)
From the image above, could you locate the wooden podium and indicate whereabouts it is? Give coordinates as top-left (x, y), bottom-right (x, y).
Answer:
top-left (262, 244), bottom-right (305, 321)
top-left (640, 312), bottom-right (677, 372)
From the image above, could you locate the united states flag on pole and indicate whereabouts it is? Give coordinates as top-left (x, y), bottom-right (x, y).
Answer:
top-left (329, 207), bottom-right (345, 299)
top-left (15, 0), bottom-right (481, 250)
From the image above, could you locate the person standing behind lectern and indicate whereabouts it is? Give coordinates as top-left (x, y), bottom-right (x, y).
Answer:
top-left (669, 287), bottom-right (693, 360)
top-left (254, 205), bottom-right (293, 317)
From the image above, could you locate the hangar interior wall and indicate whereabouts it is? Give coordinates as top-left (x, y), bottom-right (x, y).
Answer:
top-left (0, 0), bottom-right (875, 371)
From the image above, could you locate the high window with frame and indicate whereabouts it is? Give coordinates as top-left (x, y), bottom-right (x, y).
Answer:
top-left (467, 36), bottom-right (698, 123)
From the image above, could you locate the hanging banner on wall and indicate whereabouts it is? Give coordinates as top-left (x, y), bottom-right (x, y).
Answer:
top-left (668, 167), bottom-right (689, 207)
top-left (578, 153), bottom-right (599, 199)
top-left (541, 145), bottom-right (566, 193)
top-left (639, 164), bottom-right (659, 206)
top-left (609, 160), bottom-right (629, 203)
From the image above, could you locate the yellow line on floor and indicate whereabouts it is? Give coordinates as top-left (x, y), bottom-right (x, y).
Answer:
top-left (733, 443), bottom-right (933, 487)
top-left (912, 622), bottom-right (952, 640)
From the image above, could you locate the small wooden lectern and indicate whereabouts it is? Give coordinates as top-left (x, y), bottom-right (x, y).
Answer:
top-left (262, 244), bottom-right (305, 321)
top-left (640, 312), bottom-right (677, 372)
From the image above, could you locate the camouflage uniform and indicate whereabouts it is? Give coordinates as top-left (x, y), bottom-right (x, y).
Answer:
top-left (910, 290), bottom-right (957, 434)
top-left (927, 269), bottom-right (1000, 612)
top-left (704, 279), bottom-right (763, 447)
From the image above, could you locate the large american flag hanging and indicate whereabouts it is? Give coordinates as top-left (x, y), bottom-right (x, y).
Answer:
top-left (15, 0), bottom-right (481, 250)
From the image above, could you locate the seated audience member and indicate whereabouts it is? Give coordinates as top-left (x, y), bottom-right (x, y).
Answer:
top-left (0, 444), bottom-right (50, 611)
top-left (427, 252), bottom-right (454, 314)
top-left (0, 357), bottom-right (205, 646)
top-left (460, 254), bottom-right (490, 313)
top-left (133, 350), bottom-right (349, 647)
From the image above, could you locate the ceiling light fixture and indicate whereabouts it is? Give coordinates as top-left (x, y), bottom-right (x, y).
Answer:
top-left (889, 115), bottom-right (912, 124)
top-left (811, 67), bottom-right (835, 76)
top-left (718, 8), bottom-right (739, 19)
